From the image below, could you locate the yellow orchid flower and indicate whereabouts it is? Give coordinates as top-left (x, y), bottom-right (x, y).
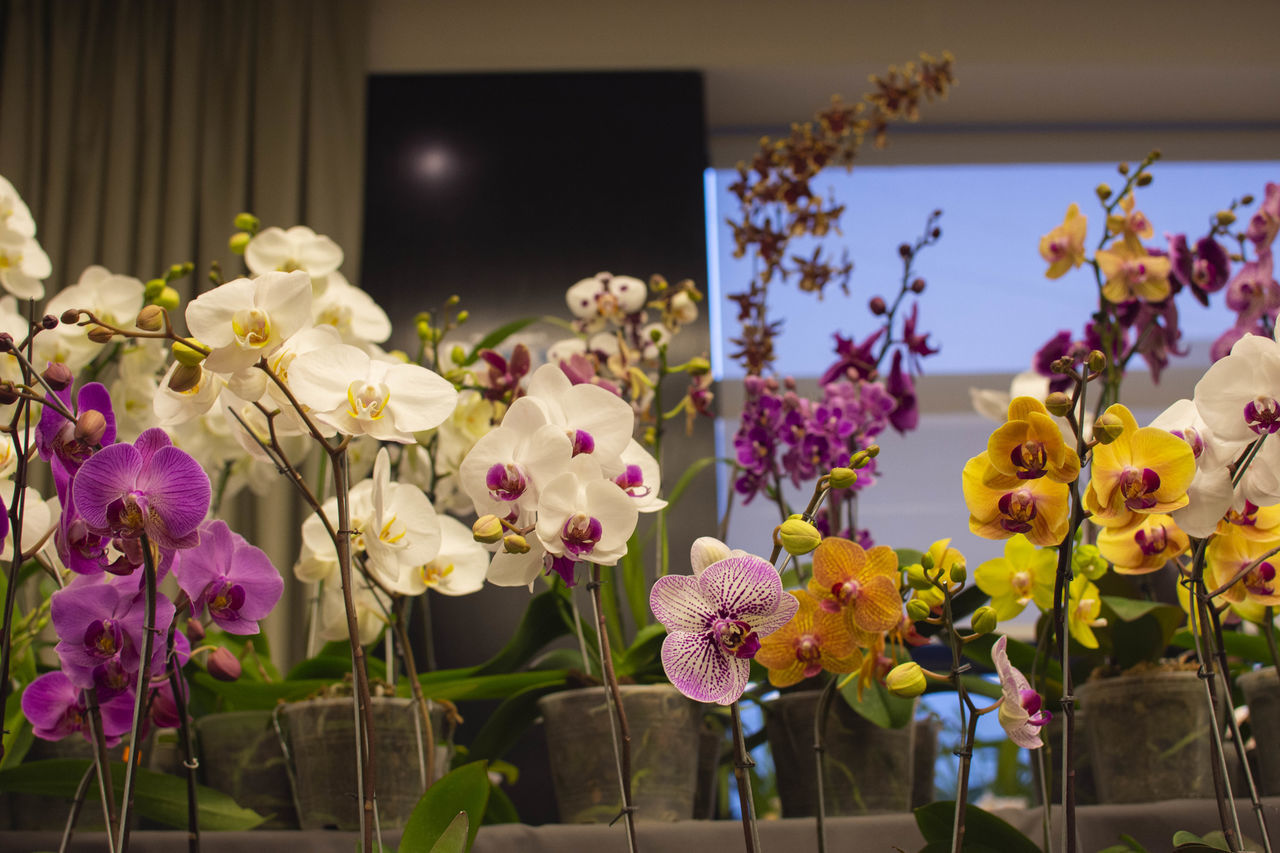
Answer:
top-left (1175, 573), bottom-right (1266, 629)
top-left (1206, 524), bottom-right (1280, 607)
top-left (1097, 512), bottom-right (1189, 574)
top-left (1217, 501), bottom-right (1280, 543)
top-left (756, 590), bottom-right (863, 687)
top-left (808, 538), bottom-right (902, 643)
top-left (1039, 203), bottom-right (1088, 279)
top-left (1096, 238), bottom-right (1172, 304)
top-left (1084, 404), bottom-right (1196, 529)
top-left (987, 396), bottom-right (1081, 483)
top-left (1105, 193), bottom-right (1154, 242)
top-left (962, 451), bottom-right (1070, 547)
top-left (1067, 574), bottom-right (1106, 649)
top-left (974, 533), bottom-right (1056, 620)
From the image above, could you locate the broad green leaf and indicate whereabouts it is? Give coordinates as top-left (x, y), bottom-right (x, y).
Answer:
top-left (1100, 597), bottom-right (1184, 670)
top-left (1101, 595), bottom-right (1184, 623)
top-left (191, 672), bottom-right (335, 711)
top-left (840, 677), bottom-right (914, 729)
top-left (400, 761), bottom-right (490, 852)
top-left (428, 811), bottom-right (470, 853)
top-left (466, 683), bottom-right (562, 762)
top-left (1, 683), bottom-right (33, 770)
top-left (596, 564), bottom-right (626, 653)
top-left (461, 317), bottom-right (541, 365)
top-left (1172, 628), bottom-right (1280, 666)
top-left (285, 654), bottom-right (387, 683)
top-left (619, 529), bottom-right (650, 631)
top-left (664, 456), bottom-right (720, 507)
top-left (894, 548), bottom-right (924, 567)
top-left (414, 670), bottom-right (571, 702)
top-left (617, 623), bottom-right (667, 679)
top-left (0, 758), bottom-right (266, 830)
top-left (482, 781), bottom-right (520, 825)
top-left (473, 587), bottom-right (573, 676)
top-left (914, 800), bottom-right (1041, 853)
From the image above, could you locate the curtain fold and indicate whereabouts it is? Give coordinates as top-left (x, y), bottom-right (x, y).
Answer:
top-left (0, 0), bottom-right (370, 667)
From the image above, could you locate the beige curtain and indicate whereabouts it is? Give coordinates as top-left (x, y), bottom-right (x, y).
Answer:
top-left (0, 0), bottom-right (370, 667)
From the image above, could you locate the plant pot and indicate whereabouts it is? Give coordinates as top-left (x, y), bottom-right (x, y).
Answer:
top-left (692, 714), bottom-right (726, 819)
top-left (1240, 667), bottom-right (1280, 796)
top-left (195, 710), bottom-right (299, 829)
top-left (281, 696), bottom-right (445, 831)
top-left (910, 716), bottom-right (940, 809)
top-left (539, 684), bottom-right (702, 823)
top-left (4, 734), bottom-right (150, 831)
top-left (1077, 669), bottom-right (1224, 803)
top-left (765, 690), bottom-right (915, 816)
top-left (1030, 711), bottom-right (1098, 806)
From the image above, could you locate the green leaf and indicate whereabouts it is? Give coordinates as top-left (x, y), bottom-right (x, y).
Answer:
top-left (617, 623), bottom-right (667, 679)
top-left (619, 529), bottom-right (650, 631)
top-left (1100, 597), bottom-right (1184, 670)
top-left (894, 548), bottom-right (924, 567)
top-left (461, 317), bottom-right (541, 365)
top-left (414, 670), bottom-right (571, 702)
top-left (840, 676), bottom-right (914, 729)
top-left (191, 672), bottom-right (335, 711)
top-left (0, 759), bottom-right (266, 830)
top-left (400, 761), bottom-right (490, 852)
top-left (428, 812), bottom-right (470, 853)
top-left (472, 587), bottom-right (573, 676)
top-left (1101, 595), bottom-right (1183, 623)
top-left (482, 781), bottom-right (520, 825)
top-left (596, 563), bottom-right (626, 654)
top-left (664, 456), bottom-right (719, 507)
top-left (285, 654), bottom-right (386, 683)
top-left (466, 683), bottom-right (562, 762)
top-left (1, 683), bottom-right (33, 770)
top-left (1171, 628), bottom-right (1280, 665)
top-left (914, 800), bottom-right (1041, 853)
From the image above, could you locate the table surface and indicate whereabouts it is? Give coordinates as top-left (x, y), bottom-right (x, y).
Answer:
top-left (3, 798), bottom-right (1277, 852)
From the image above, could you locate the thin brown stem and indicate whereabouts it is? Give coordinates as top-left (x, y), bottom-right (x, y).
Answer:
top-left (588, 564), bottom-right (638, 852)
top-left (164, 616), bottom-right (200, 853)
top-left (117, 534), bottom-right (159, 853)
top-left (57, 761), bottom-right (96, 853)
top-left (82, 690), bottom-right (120, 849)
top-left (813, 677), bottom-right (838, 853)
top-left (393, 596), bottom-right (436, 786)
top-left (730, 702), bottom-right (762, 853)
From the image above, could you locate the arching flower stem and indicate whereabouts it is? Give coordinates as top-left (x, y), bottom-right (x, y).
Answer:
top-left (587, 563), bottom-right (638, 853)
top-left (162, 610), bottom-right (200, 853)
top-left (116, 532), bottom-right (157, 853)
top-left (391, 595), bottom-right (435, 788)
top-left (82, 688), bottom-right (120, 851)
top-left (729, 701), bottom-right (762, 853)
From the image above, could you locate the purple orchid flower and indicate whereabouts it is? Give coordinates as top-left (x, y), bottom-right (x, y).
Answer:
top-left (50, 572), bottom-right (175, 689)
top-left (36, 381), bottom-right (116, 502)
top-left (174, 519), bottom-right (283, 635)
top-left (1246, 182), bottom-right (1280, 250)
top-left (993, 635), bottom-right (1050, 749)
top-left (72, 427), bottom-right (210, 551)
top-left (885, 350), bottom-right (918, 433)
top-left (649, 553), bottom-right (798, 705)
top-left (21, 671), bottom-right (135, 745)
top-left (819, 328), bottom-right (884, 386)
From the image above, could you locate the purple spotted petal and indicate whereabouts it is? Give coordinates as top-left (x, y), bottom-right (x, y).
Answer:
top-left (660, 630), bottom-right (732, 704)
top-left (649, 575), bottom-right (715, 633)
top-left (698, 554), bottom-right (782, 621)
top-left (72, 443), bottom-right (143, 531)
top-left (717, 656), bottom-right (751, 706)
top-left (744, 588), bottom-right (799, 637)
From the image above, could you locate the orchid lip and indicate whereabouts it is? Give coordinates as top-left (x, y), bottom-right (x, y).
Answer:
top-left (560, 512), bottom-right (603, 558)
top-left (485, 463), bottom-right (528, 502)
top-left (570, 429), bottom-right (596, 456)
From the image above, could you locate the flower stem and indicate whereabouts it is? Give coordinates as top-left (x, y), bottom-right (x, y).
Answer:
top-left (83, 690), bottom-right (120, 851)
top-left (812, 677), bottom-right (838, 853)
top-left (942, 576), bottom-right (977, 853)
top-left (0, 323), bottom-right (33, 761)
top-left (729, 702), bottom-right (762, 853)
top-left (1266, 607), bottom-right (1280, 673)
top-left (588, 564), bottom-right (639, 853)
top-left (393, 596), bottom-right (436, 787)
top-left (164, 618), bottom-right (200, 853)
top-left (57, 761), bottom-right (95, 853)
top-left (330, 445), bottom-right (380, 853)
top-left (118, 533), bottom-right (159, 853)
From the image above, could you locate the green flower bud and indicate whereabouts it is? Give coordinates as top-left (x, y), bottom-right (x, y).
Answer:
top-left (1216, 210), bottom-right (1237, 227)
top-left (450, 345), bottom-right (467, 366)
top-left (1095, 183), bottom-right (1112, 201)
top-left (828, 467), bottom-right (858, 489)
top-left (135, 305), bottom-right (165, 332)
top-left (1045, 391), bottom-right (1073, 417)
top-left (904, 563), bottom-right (932, 591)
top-left (971, 606), bottom-right (999, 635)
top-left (155, 286), bottom-right (180, 311)
top-left (171, 339), bottom-right (207, 367)
top-left (87, 325), bottom-right (114, 344)
top-left (144, 278), bottom-right (166, 299)
top-left (1094, 412), bottom-right (1125, 445)
top-left (455, 310), bottom-right (469, 324)
top-left (502, 534), bottom-right (530, 554)
top-left (1087, 350), bottom-right (1107, 373)
top-left (1073, 543), bottom-right (1109, 580)
top-left (949, 561), bottom-right (967, 585)
top-left (167, 263), bottom-right (187, 281)
top-left (1117, 162), bottom-right (1130, 176)
top-left (229, 232), bottom-right (251, 255)
top-left (167, 363), bottom-right (202, 393)
top-left (1135, 173), bottom-right (1153, 187)
top-left (472, 514), bottom-right (504, 544)
top-left (779, 516), bottom-right (821, 556)
top-left (885, 662), bottom-right (928, 698)
top-left (919, 552), bottom-right (935, 572)
top-left (849, 444), bottom-right (880, 468)
top-left (687, 356), bottom-right (711, 375)
top-left (233, 212), bottom-right (260, 233)
top-left (905, 598), bottom-right (932, 622)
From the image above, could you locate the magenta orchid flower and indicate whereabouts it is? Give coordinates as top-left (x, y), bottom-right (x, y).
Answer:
top-left (50, 572), bottom-right (175, 690)
top-left (21, 671), bottom-right (134, 745)
top-left (36, 380), bottom-right (116, 499)
top-left (72, 427), bottom-right (210, 551)
top-left (993, 635), bottom-right (1051, 749)
top-left (649, 553), bottom-right (798, 705)
top-left (174, 519), bottom-right (283, 635)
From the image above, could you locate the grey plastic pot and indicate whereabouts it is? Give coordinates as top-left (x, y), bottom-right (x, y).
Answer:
top-left (195, 710), bottom-right (298, 829)
top-left (539, 684), bottom-right (702, 823)
top-left (1239, 667), bottom-right (1280, 796)
top-left (765, 689), bottom-right (915, 816)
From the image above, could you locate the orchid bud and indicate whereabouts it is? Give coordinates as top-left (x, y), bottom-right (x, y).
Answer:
top-left (919, 552), bottom-right (935, 572)
top-left (779, 516), bottom-right (821, 556)
top-left (1095, 183), bottom-right (1112, 201)
top-left (87, 325), bottom-right (114, 344)
top-left (502, 534), bottom-right (530, 554)
top-left (171, 339), bottom-right (206, 367)
top-left (167, 263), bottom-right (187, 281)
top-left (233, 212), bottom-right (260, 232)
top-left (186, 619), bottom-right (206, 643)
top-left (74, 410), bottom-right (107, 445)
top-left (691, 537), bottom-right (732, 575)
top-left (1135, 173), bottom-right (1153, 187)
top-left (1045, 392), bottom-right (1073, 417)
top-left (41, 314), bottom-right (58, 330)
top-left (885, 662), bottom-right (928, 698)
top-left (144, 278), bottom-right (166, 300)
top-left (472, 514), bottom-right (504, 544)
top-left (43, 362), bottom-right (74, 392)
top-left (450, 345), bottom-right (467, 366)
top-left (1094, 412), bottom-right (1125, 444)
top-left (687, 356), bottom-right (711, 375)
top-left (136, 305), bottom-right (165, 331)
top-left (446, 295), bottom-right (460, 307)
top-left (155, 286), bottom-right (180, 311)
top-left (208, 647), bottom-right (242, 682)
top-left (0, 384), bottom-right (16, 405)
top-left (910, 278), bottom-right (926, 293)
top-left (60, 309), bottom-right (83, 325)
top-left (167, 363), bottom-right (203, 393)
top-left (949, 561), bottom-right (967, 585)
top-left (828, 467), bottom-right (858, 489)
top-left (1117, 162), bottom-right (1130, 176)
top-left (1087, 350), bottom-right (1107, 373)
top-left (1216, 210), bottom-right (1237, 227)
top-left (456, 310), bottom-right (470, 324)
top-left (905, 598), bottom-right (931, 622)
top-left (849, 444), bottom-right (879, 468)
top-left (971, 606), bottom-right (998, 635)
top-left (869, 296), bottom-right (887, 315)
top-left (904, 563), bottom-right (932, 590)
top-left (1073, 543), bottom-right (1109, 580)
top-left (229, 232), bottom-right (251, 254)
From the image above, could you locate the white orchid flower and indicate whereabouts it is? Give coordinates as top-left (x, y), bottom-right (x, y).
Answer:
top-left (523, 363), bottom-right (634, 464)
top-left (604, 438), bottom-right (666, 513)
top-left (244, 225), bottom-right (343, 280)
top-left (1194, 333), bottom-right (1280, 443)
top-left (311, 271), bottom-right (392, 348)
top-left (534, 455), bottom-right (638, 571)
top-left (1150, 398), bottom-right (1246, 538)
top-left (0, 176), bottom-right (37, 238)
top-left (365, 449), bottom-right (442, 594)
top-left (42, 266), bottom-right (145, 371)
top-left (458, 401), bottom-right (572, 518)
top-left (399, 515), bottom-right (487, 597)
top-left (0, 230), bottom-right (50, 300)
top-left (186, 271), bottom-right (313, 374)
top-left (319, 575), bottom-right (388, 646)
top-left (287, 344), bottom-right (458, 442)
